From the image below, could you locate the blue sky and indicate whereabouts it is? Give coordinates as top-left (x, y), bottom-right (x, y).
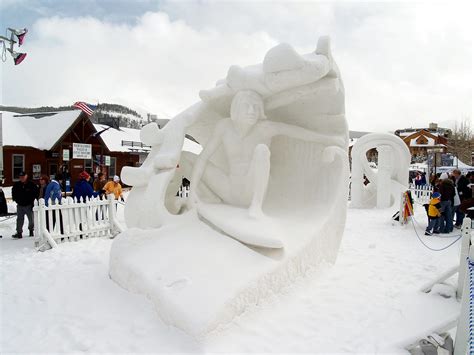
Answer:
top-left (1, 0), bottom-right (162, 31)
top-left (0, 1), bottom-right (472, 131)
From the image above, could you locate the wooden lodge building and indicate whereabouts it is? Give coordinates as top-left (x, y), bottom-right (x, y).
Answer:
top-left (1, 110), bottom-right (150, 187)
top-left (394, 123), bottom-right (450, 161)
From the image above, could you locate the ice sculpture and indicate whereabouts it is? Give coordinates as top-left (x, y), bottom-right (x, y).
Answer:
top-left (110, 36), bottom-right (350, 337)
top-left (350, 133), bottom-right (410, 209)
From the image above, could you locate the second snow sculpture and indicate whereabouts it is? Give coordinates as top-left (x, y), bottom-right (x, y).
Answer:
top-left (110, 36), bottom-right (349, 336)
top-left (350, 133), bottom-right (410, 208)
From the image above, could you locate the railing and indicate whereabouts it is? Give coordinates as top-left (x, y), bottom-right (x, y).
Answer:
top-left (408, 183), bottom-right (433, 205)
top-left (177, 185), bottom-right (190, 198)
top-left (409, 218), bottom-right (473, 353)
top-left (33, 194), bottom-right (123, 250)
top-left (121, 140), bottom-right (151, 148)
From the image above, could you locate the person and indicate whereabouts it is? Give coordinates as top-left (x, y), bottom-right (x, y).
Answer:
top-left (38, 175), bottom-right (50, 199)
top-left (414, 172), bottom-right (423, 187)
top-left (72, 171), bottom-right (98, 201)
top-left (43, 175), bottom-right (63, 232)
top-left (0, 181), bottom-right (7, 239)
top-left (11, 172), bottom-right (39, 238)
top-left (437, 172), bottom-right (455, 234)
top-left (93, 172), bottom-right (107, 197)
top-left (44, 175), bottom-right (62, 206)
top-left (190, 90), bottom-right (345, 218)
top-left (420, 172), bottom-right (427, 185)
top-left (425, 192), bottom-right (442, 236)
top-left (103, 175), bottom-right (124, 201)
top-left (452, 169), bottom-right (471, 228)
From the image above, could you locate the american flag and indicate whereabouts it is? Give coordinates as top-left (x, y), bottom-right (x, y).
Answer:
top-left (73, 101), bottom-right (97, 117)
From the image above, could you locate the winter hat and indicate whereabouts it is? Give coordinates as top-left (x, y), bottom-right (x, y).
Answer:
top-left (439, 172), bottom-right (449, 180)
top-left (432, 192), bottom-right (441, 199)
top-left (79, 171), bottom-right (90, 180)
top-left (113, 175), bottom-right (120, 182)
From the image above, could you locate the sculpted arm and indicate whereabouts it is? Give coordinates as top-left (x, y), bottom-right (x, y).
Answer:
top-left (265, 121), bottom-right (346, 148)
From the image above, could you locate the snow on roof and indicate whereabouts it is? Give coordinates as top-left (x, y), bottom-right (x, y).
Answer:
top-left (94, 124), bottom-right (202, 154)
top-left (94, 124), bottom-right (143, 152)
top-left (1, 110), bottom-right (80, 150)
top-left (409, 136), bottom-right (436, 147)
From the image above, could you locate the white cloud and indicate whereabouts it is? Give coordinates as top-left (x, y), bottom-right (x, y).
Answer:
top-left (1, 1), bottom-right (472, 132)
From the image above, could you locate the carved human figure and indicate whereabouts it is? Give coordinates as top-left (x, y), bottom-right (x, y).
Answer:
top-left (190, 90), bottom-right (345, 218)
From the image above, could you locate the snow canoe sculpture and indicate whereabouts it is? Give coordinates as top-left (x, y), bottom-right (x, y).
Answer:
top-left (350, 133), bottom-right (410, 209)
top-left (109, 36), bottom-right (349, 337)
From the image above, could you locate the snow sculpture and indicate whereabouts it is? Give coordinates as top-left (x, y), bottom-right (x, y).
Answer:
top-left (110, 36), bottom-right (349, 337)
top-left (350, 133), bottom-right (410, 209)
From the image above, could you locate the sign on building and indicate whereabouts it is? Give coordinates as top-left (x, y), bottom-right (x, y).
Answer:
top-left (63, 149), bottom-right (70, 161)
top-left (72, 143), bottom-right (92, 159)
top-left (32, 164), bottom-right (41, 179)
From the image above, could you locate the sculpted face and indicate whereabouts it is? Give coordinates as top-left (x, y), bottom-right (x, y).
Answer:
top-left (230, 91), bottom-right (266, 136)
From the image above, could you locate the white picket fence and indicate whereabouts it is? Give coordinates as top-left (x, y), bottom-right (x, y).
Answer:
top-left (33, 194), bottom-right (123, 250)
top-left (177, 185), bottom-right (190, 198)
top-left (412, 217), bottom-right (473, 353)
top-left (409, 183), bottom-right (433, 205)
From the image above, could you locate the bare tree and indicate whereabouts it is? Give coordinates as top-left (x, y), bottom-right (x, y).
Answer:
top-left (447, 117), bottom-right (474, 165)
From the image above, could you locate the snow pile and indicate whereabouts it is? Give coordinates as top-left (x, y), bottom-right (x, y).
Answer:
top-left (0, 203), bottom-right (462, 352)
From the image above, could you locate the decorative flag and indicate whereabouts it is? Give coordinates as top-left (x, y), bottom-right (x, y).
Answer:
top-left (401, 190), bottom-right (414, 224)
top-left (73, 102), bottom-right (97, 117)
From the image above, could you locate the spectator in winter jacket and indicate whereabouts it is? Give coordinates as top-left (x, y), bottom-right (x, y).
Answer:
top-left (0, 182), bottom-right (8, 216)
top-left (452, 169), bottom-right (471, 228)
top-left (425, 192), bottom-right (442, 236)
top-left (103, 175), bottom-right (124, 201)
top-left (72, 171), bottom-right (98, 202)
top-left (11, 172), bottom-right (39, 238)
top-left (44, 177), bottom-right (62, 206)
top-left (437, 172), bottom-right (455, 233)
top-left (93, 173), bottom-right (107, 197)
top-left (38, 175), bottom-right (49, 199)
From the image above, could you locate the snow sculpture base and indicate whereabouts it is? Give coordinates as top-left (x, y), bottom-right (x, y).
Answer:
top-left (109, 209), bottom-right (344, 337)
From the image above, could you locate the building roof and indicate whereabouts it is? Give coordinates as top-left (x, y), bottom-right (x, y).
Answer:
top-left (0, 110), bottom-right (202, 156)
top-left (1, 110), bottom-right (81, 150)
top-left (94, 123), bottom-right (202, 155)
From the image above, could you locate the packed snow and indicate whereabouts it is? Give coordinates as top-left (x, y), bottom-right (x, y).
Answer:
top-left (1, 110), bottom-right (80, 150)
top-left (0, 197), bottom-right (462, 353)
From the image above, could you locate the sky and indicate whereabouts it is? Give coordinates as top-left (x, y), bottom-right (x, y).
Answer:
top-left (0, 0), bottom-right (472, 132)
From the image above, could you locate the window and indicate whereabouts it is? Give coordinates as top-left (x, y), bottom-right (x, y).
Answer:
top-left (84, 159), bottom-right (93, 172)
top-left (109, 157), bottom-right (117, 178)
top-left (12, 154), bottom-right (25, 181)
top-left (416, 136), bottom-right (428, 145)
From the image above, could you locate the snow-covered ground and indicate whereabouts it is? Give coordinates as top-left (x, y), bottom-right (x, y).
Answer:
top-left (0, 200), bottom-right (462, 353)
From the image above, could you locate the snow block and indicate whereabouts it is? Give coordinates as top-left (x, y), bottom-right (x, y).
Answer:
top-left (109, 210), bottom-right (346, 337)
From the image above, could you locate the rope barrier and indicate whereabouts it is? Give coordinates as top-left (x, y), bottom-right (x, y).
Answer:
top-left (410, 217), bottom-right (462, 252)
top-left (469, 257), bottom-right (474, 353)
top-left (410, 215), bottom-right (461, 239)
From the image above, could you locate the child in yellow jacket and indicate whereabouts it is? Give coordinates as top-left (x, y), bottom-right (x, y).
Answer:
top-left (425, 192), bottom-right (441, 236)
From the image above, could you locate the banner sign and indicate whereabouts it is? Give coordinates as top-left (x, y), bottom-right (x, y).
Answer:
top-left (72, 143), bottom-right (92, 159)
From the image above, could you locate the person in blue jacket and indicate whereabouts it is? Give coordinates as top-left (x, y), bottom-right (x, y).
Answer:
top-left (72, 171), bottom-right (98, 201)
top-left (44, 176), bottom-right (62, 206)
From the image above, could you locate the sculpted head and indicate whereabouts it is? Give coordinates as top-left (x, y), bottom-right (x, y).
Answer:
top-left (230, 90), bottom-right (266, 126)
